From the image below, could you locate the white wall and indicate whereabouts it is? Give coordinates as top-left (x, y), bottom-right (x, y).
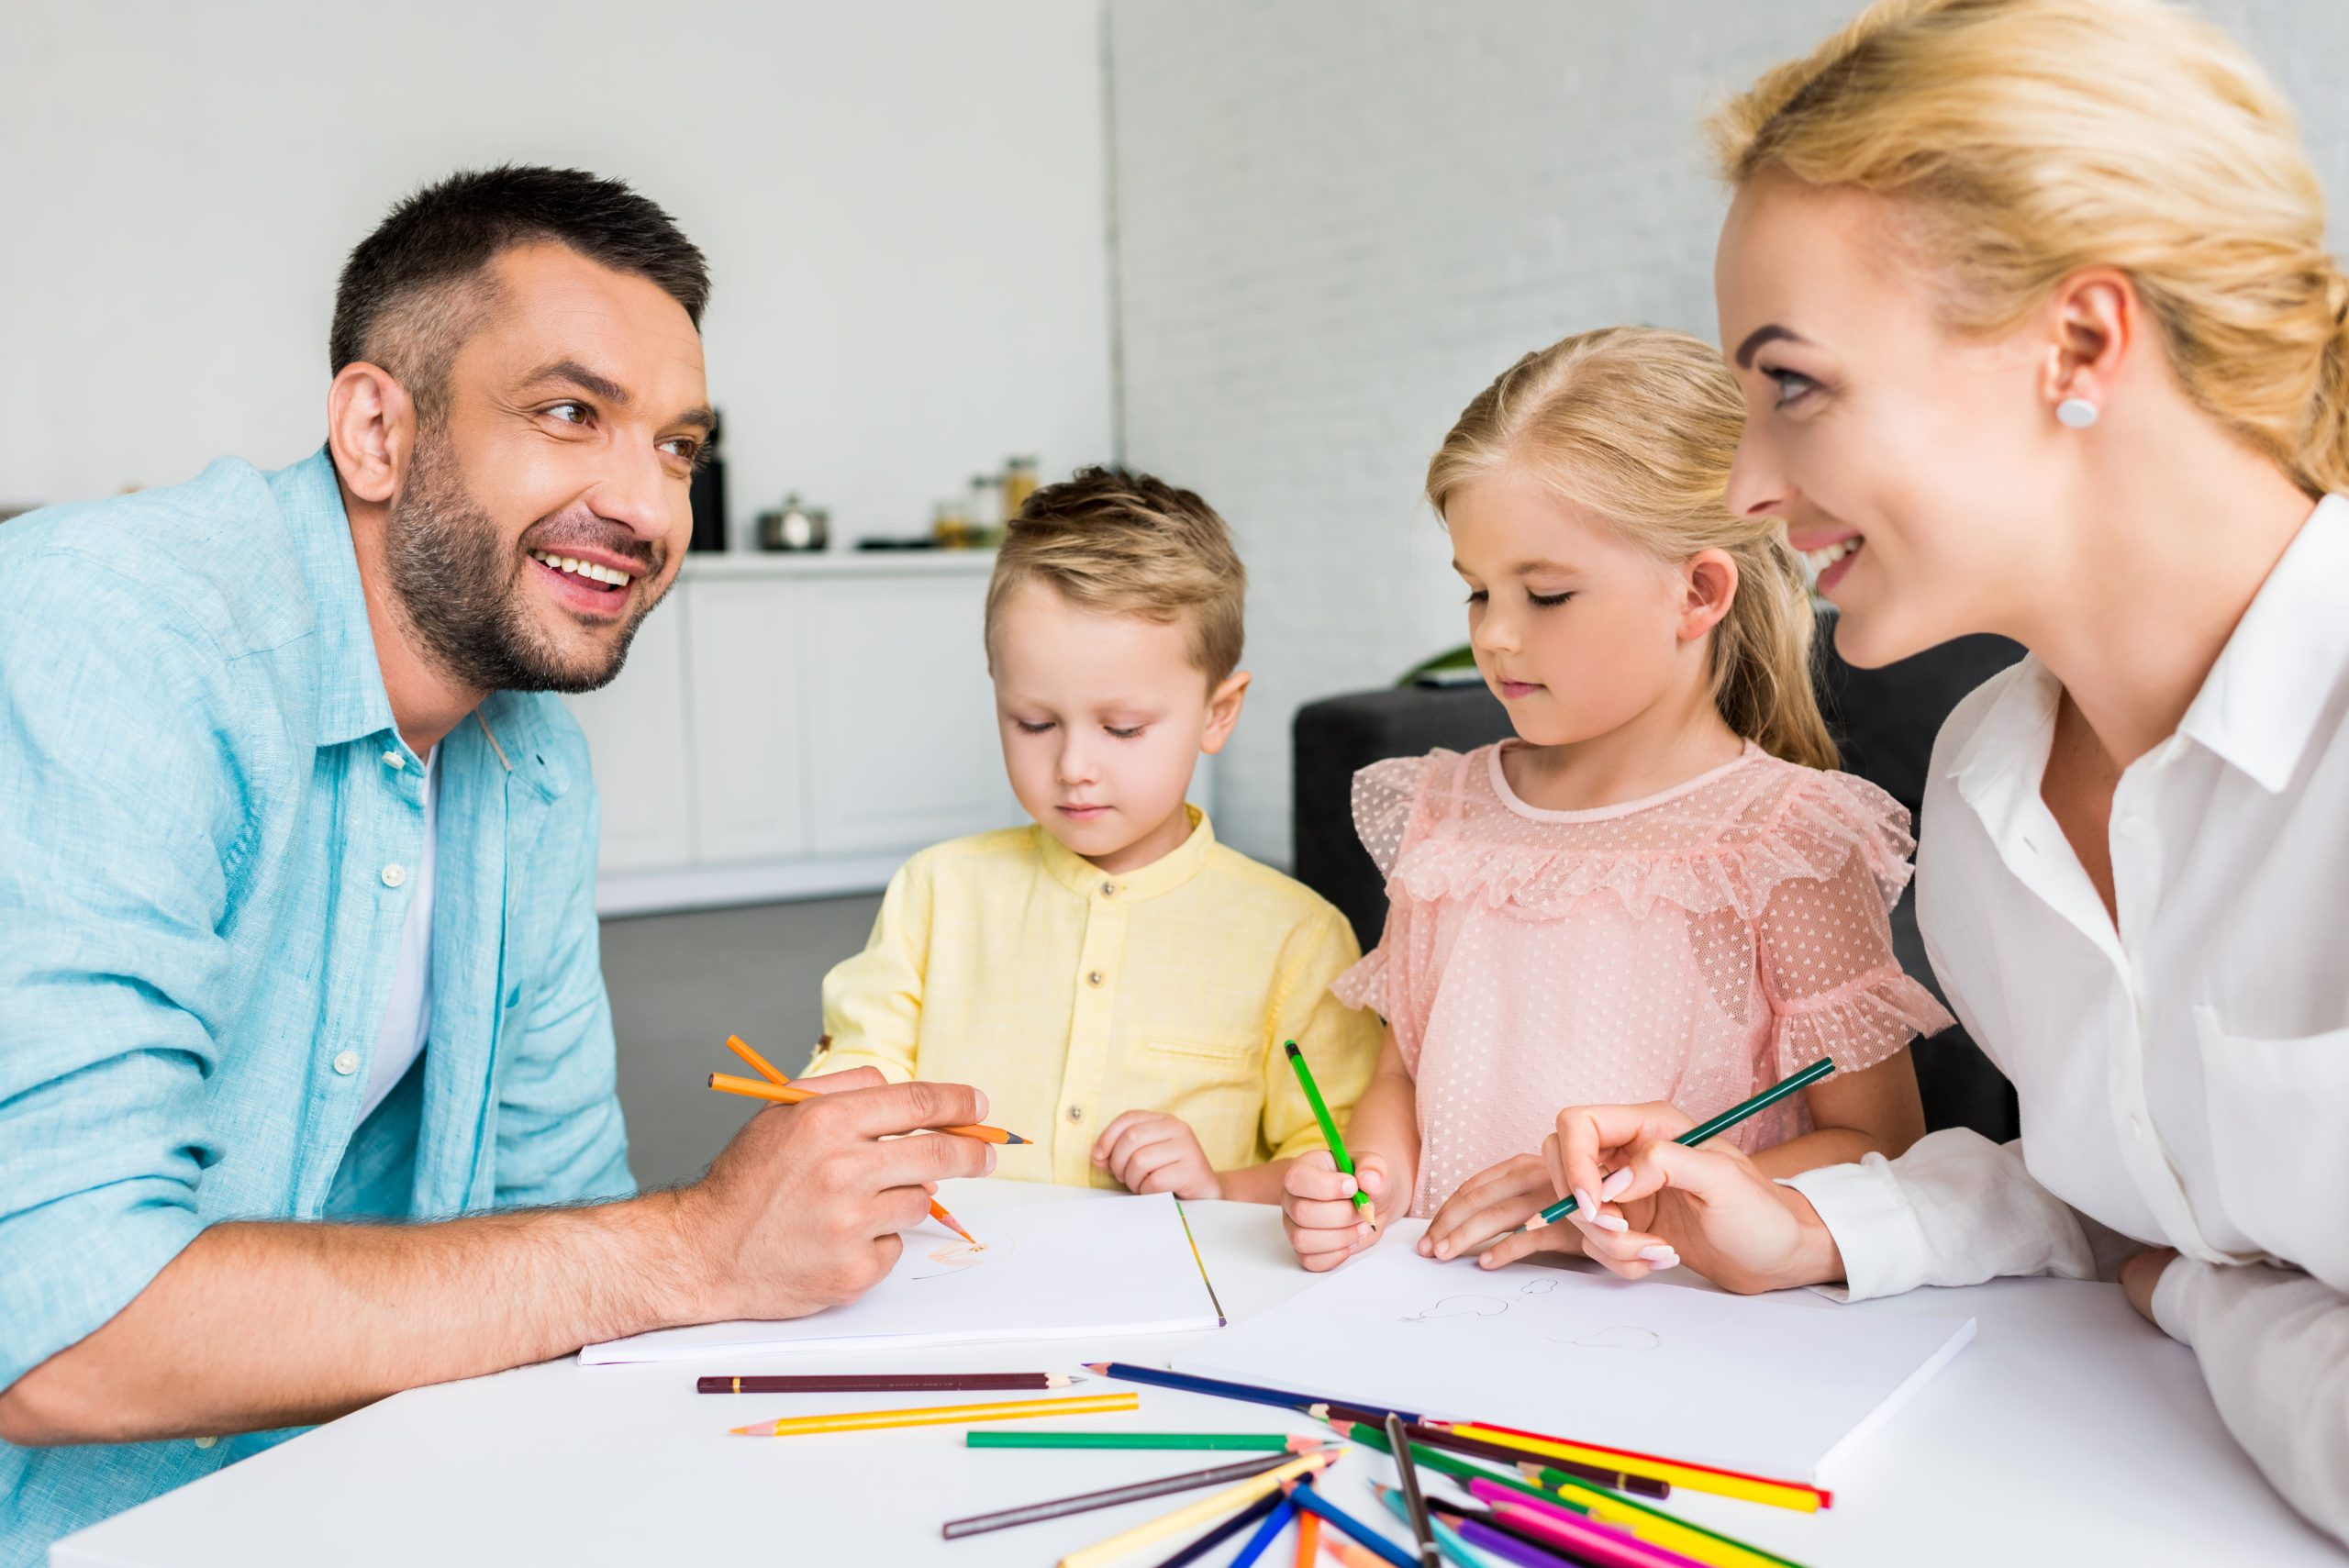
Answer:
top-left (1102, 0), bottom-right (2349, 866)
top-left (0, 1), bottom-right (1115, 545)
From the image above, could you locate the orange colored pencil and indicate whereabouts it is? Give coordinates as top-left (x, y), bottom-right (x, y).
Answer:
top-left (707, 1070), bottom-right (1030, 1145)
top-left (1295, 1508), bottom-right (1320, 1565)
top-left (718, 1038), bottom-right (983, 1244)
top-left (723, 1032), bottom-right (795, 1087)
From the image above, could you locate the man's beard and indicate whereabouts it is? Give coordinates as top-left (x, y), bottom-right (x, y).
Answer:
top-left (384, 435), bottom-right (660, 695)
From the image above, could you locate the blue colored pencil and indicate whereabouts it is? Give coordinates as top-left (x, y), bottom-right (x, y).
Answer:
top-left (1229, 1499), bottom-right (1297, 1568)
top-left (1082, 1362), bottom-right (1419, 1424)
top-left (1287, 1481), bottom-right (1420, 1568)
top-left (1146, 1491), bottom-right (1283, 1568)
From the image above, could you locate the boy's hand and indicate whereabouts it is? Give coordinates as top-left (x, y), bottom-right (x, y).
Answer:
top-left (1092, 1111), bottom-right (1223, 1200)
top-left (1419, 1152), bottom-right (1557, 1263)
top-left (1281, 1149), bottom-right (1394, 1272)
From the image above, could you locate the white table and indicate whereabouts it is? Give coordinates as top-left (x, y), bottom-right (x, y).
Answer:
top-left (55, 1182), bottom-right (2344, 1567)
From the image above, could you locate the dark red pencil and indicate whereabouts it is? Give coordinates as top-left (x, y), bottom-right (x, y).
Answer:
top-left (696, 1372), bottom-right (1082, 1395)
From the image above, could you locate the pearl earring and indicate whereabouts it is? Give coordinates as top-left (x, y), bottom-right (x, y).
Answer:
top-left (2056, 397), bottom-right (2100, 429)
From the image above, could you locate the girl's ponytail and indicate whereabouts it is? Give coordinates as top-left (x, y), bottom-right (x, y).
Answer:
top-left (1714, 528), bottom-right (1838, 773)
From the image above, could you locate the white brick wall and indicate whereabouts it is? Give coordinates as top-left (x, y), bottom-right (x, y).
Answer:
top-left (1104, 0), bottom-right (2349, 866)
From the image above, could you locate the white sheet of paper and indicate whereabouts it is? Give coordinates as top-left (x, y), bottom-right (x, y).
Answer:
top-left (580, 1192), bottom-right (1224, 1365)
top-left (1174, 1242), bottom-right (1973, 1483)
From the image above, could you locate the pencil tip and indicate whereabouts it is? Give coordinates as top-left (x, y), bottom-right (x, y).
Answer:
top-left (1002, 1132), bottom-right (1030, 1145)
top-left (1081, 1362), bottom-right (1109, 1373)
top-left (727, 1423), bottom-right (763, 1436)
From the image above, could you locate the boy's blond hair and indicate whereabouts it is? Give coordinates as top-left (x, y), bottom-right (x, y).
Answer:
top-left (985, 466), bottom-right (1247, 685)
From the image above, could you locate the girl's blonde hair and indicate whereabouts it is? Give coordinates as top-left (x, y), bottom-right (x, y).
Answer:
top-left (1714, 0), bottom-right (2349, 497)
top-left (1428, 326), bottom-right (1838, 772)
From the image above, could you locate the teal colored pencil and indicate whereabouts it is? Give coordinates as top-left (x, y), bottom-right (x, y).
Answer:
top-left (1523, 1056), bottom-right (1838, 1232)
top-left (1374, 1483), bottom-right (1496, 1568)
top-left (1286, 1040), bottom-right (1375, 1228)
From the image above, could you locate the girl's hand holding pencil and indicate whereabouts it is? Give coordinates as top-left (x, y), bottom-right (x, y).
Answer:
top-left (1280, 1148), bottom-right (1397, 1272)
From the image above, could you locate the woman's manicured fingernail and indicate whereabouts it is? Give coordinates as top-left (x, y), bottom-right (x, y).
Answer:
top-left (1639, 1245), bottom-right (1677, 1267)
top-left (1573, 1188), bottom-right (1597, 1214)
top-left (1592, 1212), bottom-right (1630, 1234)
top-left (1599, 1168), bottom-right (1634, 1201)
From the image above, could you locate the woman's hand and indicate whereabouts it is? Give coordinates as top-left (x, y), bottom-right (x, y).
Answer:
top-left (1281, 1149), bottom-right (1396, 1272)
top-left (2121, 1248), bottom-right (2178, 1323)
top-left (1091, 1111), bottom-right (1223, 1200)
top-left (1475, 1101), bottom-right (1846, 1292)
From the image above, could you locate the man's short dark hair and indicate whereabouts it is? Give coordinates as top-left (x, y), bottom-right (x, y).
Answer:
top-left (329, 165), bottom-right (709, 417)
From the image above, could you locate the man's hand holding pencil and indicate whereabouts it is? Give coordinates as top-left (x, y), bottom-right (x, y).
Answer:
top-left (675, 1069), bottom-right (996, 1321)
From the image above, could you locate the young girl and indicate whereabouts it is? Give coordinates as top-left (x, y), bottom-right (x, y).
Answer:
top-left (1281, 325), bottom-right (1949, 1274)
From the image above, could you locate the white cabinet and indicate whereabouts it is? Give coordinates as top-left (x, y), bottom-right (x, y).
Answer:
top-left (801, 573), bottom-right (1017, 854)
top-left (562, 552), bottom-right (1011, 914)
top-left (563, 594), bottom-right (693, 873)
top-left (684, 578), bottom-right (809, 864)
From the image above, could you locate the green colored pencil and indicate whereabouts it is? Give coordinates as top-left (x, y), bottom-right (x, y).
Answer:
top-left (1524, 1056), bottom-right (1837, 1232)
top-left (1285, 1040), bottom-right (1375, 1228)
top-left (968, 1430), bottom-right (1308, 1451)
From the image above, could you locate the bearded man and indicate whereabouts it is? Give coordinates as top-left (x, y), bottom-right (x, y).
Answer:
top-left (0, 167), bottom-right (991, 1561)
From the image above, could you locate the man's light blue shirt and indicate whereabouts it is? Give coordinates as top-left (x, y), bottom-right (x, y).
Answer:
top-left (0, 450), bottom-right (634, 1561)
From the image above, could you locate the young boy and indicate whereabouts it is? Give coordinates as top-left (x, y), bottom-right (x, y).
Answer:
top-left (806, 467), bottom-right (1381, 1202)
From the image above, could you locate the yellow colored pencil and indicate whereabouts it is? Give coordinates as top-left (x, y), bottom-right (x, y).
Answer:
top-left (1542, 1475), bottom-right (1807, 1568)
top-left (1450, 1424), bottom-right (1820, 1513)
top-left (1057, 1448), bottom-right (1339, 1568)
top-left (729, 1392), bottom-right (1136, 1438)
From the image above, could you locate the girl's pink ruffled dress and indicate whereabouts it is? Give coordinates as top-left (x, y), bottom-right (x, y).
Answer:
top-left (1334, 740), bottom-right (1955, 1218)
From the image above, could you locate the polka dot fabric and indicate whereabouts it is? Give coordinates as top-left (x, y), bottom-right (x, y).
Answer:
top-left (1334, 740), bottom-right (1954, 1218)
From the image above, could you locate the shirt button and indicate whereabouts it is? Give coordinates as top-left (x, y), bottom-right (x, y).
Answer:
top-left (1067, 1106), bottom-right (1085, 1123)
top-left (381, 863), bottom-right (406, 888)
top-left (333, 1050), bottom-right (361, 1076)
top-left (382, 751), bottom-right (405, 771)
top-left (193, 1436), bottom-right (217, 1451)
top-left (1085, 970), bottom-right (1105, 987)
top-left (1100, 881), bottom-right (1118, 898)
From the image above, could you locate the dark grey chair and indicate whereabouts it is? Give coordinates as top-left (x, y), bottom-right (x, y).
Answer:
top-left (1289, 626), bottom-right (2025, 1144)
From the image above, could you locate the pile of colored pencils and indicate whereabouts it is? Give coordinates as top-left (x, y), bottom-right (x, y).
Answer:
top-left (698, 1358), bottom-right (1824, 1566)
top-left (1053, 1362), bottom-right (1826, 1568)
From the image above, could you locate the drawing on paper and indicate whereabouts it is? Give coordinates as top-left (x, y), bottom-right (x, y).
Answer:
top-left (1401, 1294), bottom-right (1508, 1324)
top-left (1400, 1275), bottom-right (1564, 1324)
top-left (909, 1234), bottom-right (1016, 1281)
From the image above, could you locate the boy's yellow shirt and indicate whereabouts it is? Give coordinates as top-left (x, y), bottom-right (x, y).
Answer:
top-left (809, 807), bottom-right (1383, 1188)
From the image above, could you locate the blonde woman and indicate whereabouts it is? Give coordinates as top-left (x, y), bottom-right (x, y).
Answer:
top-left (1526, 0), bottom-right (2349, 1541)
top-left (1279, 326), bottom-right (1947, 1273)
